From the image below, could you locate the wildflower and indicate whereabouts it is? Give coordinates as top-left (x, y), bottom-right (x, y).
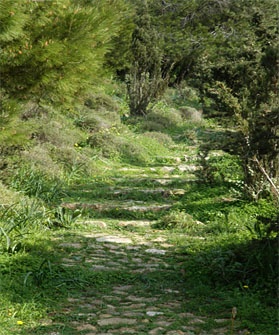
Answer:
top-left (17, 320), bottom-right (24, 325)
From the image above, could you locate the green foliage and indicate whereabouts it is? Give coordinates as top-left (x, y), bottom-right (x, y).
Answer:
top-left (140, 102), bottom-right (183, 132)
top-left (198, 151), bottom-right (244, 187)
top-left (190, 235), bottom-right (279, 289)
top-left (156, 209), bottom-right (197, 231)
top-left (0, 90), bottom-right (19, 127)
top-left (246, 203), bottom-right (278, 239)
top-left (24, 259), bottom-right (53, 287)
top-left (10, 166), bottom-right (64, 204)
top-left (52, 206), bottom-right (81, 228)
top-left (0, 0), bottom-right (131, 103)
top-left (142, 131), bottom-right (174, 147)
top-left (0, 200), bottom-right (48, 253)
top-left (126, 0), bottom-right (165, 115)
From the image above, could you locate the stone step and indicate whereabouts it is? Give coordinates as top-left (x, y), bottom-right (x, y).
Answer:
top-left (109, 187), bottom-right (186, 197)
top-left (62, 201), bottom-right (172, 212)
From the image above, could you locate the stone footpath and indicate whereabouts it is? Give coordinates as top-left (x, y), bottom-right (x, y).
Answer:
top-left (44, 155), bottom-right (239, 335)
top-left (47, 225), bottom-right (232, 335)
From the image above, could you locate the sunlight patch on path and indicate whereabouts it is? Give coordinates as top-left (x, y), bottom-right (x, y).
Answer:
top-left (96, 235), bottom-right (133, 244)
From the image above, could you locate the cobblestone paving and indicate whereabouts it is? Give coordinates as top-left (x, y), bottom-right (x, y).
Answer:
top-left (41, 158), bottom-right (236, 335)
top-left (40, 225), bottom-right (233, 335)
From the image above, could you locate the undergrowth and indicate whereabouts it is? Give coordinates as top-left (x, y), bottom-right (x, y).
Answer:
top-left (0, 87), bottom-right (278, 334)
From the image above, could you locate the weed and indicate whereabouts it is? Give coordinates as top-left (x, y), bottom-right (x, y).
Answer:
top-left (61, 161), bottom-right (88, 185)
top-left (24, 259), bottom-right (53, 287)
top-left (0, 200), bottom-right (49, 253)
top-left (11, 166), bottom-right (64, 204)
top-left (52, 207), bottom-right (82, 228)
top-left (155, 209), bottom-right (198, 231)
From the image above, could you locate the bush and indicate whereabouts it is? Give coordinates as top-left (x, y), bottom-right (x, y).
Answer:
top-left (21, 144), bottom-right (62, 178)
top-left (179, 106), bottom-right (203, 122)
top-left (74, 114), bottom-right (112, 132)
top-left (84, 93), bottom-right (120, 112)
top-left (198, 151), bottom-right (244, 187)
top-left (120, 140), bottom-right (150, 165)
top-left (87, 131), bottom-right (120, 158)
top-left (156, 209), bottom-right (198, 231)
top-left (141, 105), bottom-right (183, 131)
top-left (195, 236), bottom-right (279, 289)
top-left (143, 131), bottom-right (174, 146)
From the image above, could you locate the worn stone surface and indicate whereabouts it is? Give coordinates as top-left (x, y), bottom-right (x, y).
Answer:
top-left (46, 154), bottom-right (247, 335)
top-left (96, 236), bottom-right (133, 244)
top-left (145, 248), bottom-right (166, 255)
top-left (97, 317), bottom-right (137, 326)
top-left (76, 324), bottom-right (97, 331)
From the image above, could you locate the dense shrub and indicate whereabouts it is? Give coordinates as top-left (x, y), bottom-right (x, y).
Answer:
top-left (143, 131), bottom-right (174, 146)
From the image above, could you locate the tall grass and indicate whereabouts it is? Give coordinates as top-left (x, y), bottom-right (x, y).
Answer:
top-left (11, 166), bottom-right (65, 204)
top-left (0, 199), bottom-right (49, 253)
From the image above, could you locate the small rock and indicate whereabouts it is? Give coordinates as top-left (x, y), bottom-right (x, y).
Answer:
top-left (96, 236), bottom-right (132, 244)
top-left (113, 285), bottom-right (134, 291)
top-left (188, 318), bottom-right (206, 325)
top-left (161, 166), bottom-right (176, 173)
top-left (152, 237), bottom-right (167, 243)
top-left (155, 321), bottom-right (172, 327)
top-left (91, 265), bottom-right (111, 271)
top-left (76, 324), bottom-right (97, 331)
top-left (214, 318), bottom-right (229, 324)
top-left (97, 317), bottom-right (137, 326)
top-left (122, 303), bottom-right (146, 309)
top-left (145, 248), bottom-right (166, 255)
top-left (146, 311), bottom-right (164, 316)
top-left (149, 327), bottom-right (165, 335)
top-left (84, 220), bottom-right (107, 228)
top-left (179, 312), bottom-right (195, 318)
top-left (59, 243), bottom-right (82, 249)
top-left (118, 220), bottom-right (151, 227)
top-left (113, 327), bottom-right (138, 334)
top-left (127, 296), bottom-right (157, 303)
top-left (164, 289), bottom-right (180, 294)
top-left (166, 331), bottom-right (188, 335)
top-left (155, 179), bottom-right (172, 185)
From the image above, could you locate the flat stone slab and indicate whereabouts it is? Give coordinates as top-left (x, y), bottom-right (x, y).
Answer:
top-left (59, 243), bottom-right (82, 249)
top-left (145, 248), bottom-right (166, 255)
top-left (124, 204), bottom-right (172, 212)
top-left (118, 220), bottom-right (151, 227)
top-left (178, 164), bottom-right (199, 172)
top-left (76, 324), bottom-right (97, 331)
top-left (154, 179), bottom-right (174, 185)
top-left (161, 166), bottom-right (176, 173)
top-left (97, 317), bottom-right (137, 326)
top-left (91, 265), bottom-right (113, 271)
top-left (83, 220), bottom-right (107, 228)
top-left (146, 311), bottom-right (164, 316)
top-left (96, 236), bottom-right (133, 244)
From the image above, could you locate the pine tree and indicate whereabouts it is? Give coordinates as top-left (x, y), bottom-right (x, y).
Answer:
top-left (0, 0), bottom-right (130, 105)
